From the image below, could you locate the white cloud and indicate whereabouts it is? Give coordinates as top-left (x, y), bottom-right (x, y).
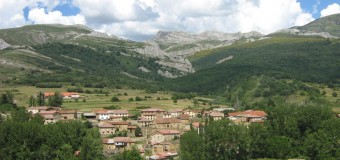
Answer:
top-left (320, 3), bottom-right (340, 17)
top-left (73, 0), bottom-right (158, 23)
top-left (0, 0), bottom-right (83, 29)
top-left (0, 0), bottom-right (316, 41)
top-left (74, 0), bottom-right (314, 40)
top-left (28, 8), bottom-right (85, 25)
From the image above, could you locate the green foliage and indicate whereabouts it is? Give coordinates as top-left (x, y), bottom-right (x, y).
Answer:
top-left (103, 105), bottom-right (121, 110)
top-left (332, 92), bottom-right (338, 97)
top-left (36, 82), bottom-right (62, 88)
top-left (180, 103), bottom-right (340, 159)
top-left (111, 96), bottom-right (120, 102)
top-left (114, 146), bottom-right (144, 160)
top-left (0, 91), bottom-right (14, 105)
top-left (28, 96), bottom-right (36, 107)
top-left (36, 91), bottom-right (45, 106)
top-left (135, 126), bottom-right (143, 137)
top-left (172, 37), bottom-right (340, 94)
top-left (0, 109), bottom-right (103, 159)
top-left (135, 96), bottom-right (143, 101)
top-left (48, 91), bottom-right (63, 107)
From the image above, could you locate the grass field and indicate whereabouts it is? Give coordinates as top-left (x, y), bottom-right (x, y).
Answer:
top-left (0, 86), bottom-right (219, 112)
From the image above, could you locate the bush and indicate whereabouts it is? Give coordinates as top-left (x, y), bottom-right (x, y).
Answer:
top-left (35, 82), bottom-right (62, 88)
top-left (332, 92), bottom-right (338, 97)
top-left (103, 105), bottom-right (121, 110)
top-left (135, 96), bottom-right (143, 101)
top-left (111, 96), bottom-right (119, 102)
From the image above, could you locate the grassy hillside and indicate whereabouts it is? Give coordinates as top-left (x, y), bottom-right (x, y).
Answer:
top-left (0, 43), bottom-right (164, 90)
top-left (170, 36), bottom-right (340, 107)
top-left (296, 13), bottom-right (340, 37)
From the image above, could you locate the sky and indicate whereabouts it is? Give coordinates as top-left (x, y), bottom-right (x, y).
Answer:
top-left (0, 0), bottom-right (340, 41)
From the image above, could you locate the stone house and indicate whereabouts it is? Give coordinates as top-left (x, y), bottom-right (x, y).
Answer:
top-left (138, 118), bottom-right (153, 127)
top-left (153, 118), bottom-right (182, 129)
top-left (209, 111), bottom-right (224, 120)
top-left (110, 121), bottom-right (130, 131)
top-left (227, 110), bottom-right (267, 123)
top-left (98, 123), bottom-right (115, 135)
top-left (102, 138), bottom-right (115, 151)
top-left (150, 130), bottom-right (181, 144)
top-left (114, 137), bottom-right (134, 149)
top-left (58, 109), bottom-right (78, 120)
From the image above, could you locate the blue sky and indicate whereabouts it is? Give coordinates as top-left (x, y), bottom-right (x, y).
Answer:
top-left (1, 0), bottom-right (340, 41)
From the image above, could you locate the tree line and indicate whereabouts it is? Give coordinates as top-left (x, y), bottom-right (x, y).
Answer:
top-left (180, 103), bottom-right (340, 160)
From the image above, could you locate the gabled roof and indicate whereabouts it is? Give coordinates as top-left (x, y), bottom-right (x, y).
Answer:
top-left (158, 129), bottom-right (181, 135)
top-left (110, 121), bottom-right (130, 125)
top-left (27, 106), bottom-right (49, 110)
top-left (179, 114), bottom-right (190, 120)
top-left (138, 117), bottom-right (153, 122)
top-left (98, 123), bottom-right (115, 128)
top-left (155, 118), bottom-right (181, 124)
top-left (58, 109), bottom-right (76, 114)
top-left (192, 122), bottom-right (200, 128)
top-left (141, 108), bottom-right (165, 112)
top-left (94, 109), bottom-right (128, 114)
top-left (102, 138), bottom-right (115, 144)
top-left (111, 110), bottom-right (128, 114)
top-left (114, 137), bottom-right (133, 143)
top-left (228, 110), bottom-right (267, 118)
top-left (209, 112), bottom-right (224, 117)
top-left (39, 110), bottom-right (57, 115)
top-left (44, 92), bottom-right (79, 97)
top-left (168, 109), bottom-right (182, 113)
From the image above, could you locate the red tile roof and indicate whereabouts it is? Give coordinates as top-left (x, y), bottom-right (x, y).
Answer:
top-left (39, 110), bottom-right (57, 115)
top-left (141, 108), bottom-right (165, 112)
top-left (179, 114), bottom-right (190, 120)
top-left (98, 123), bottom-right (115, 128)
top-left (111, 110), bottom-right (128, 114)
top-left (58, 109), bottom-right (76, 114)
top-left (44, 92), bottom-right (79, 97)
top-left (228, 110), bottom-right (267, 118)
top-left (102, 138), bottom-right (115, 144)
top-left (109, 121), bottom-right (130, 125)
top-left (158, 130), bottom-right (181, 135)
top-left (209, 112), bottom-right (224, 117)
top-left (155, 118), bottom-right (181, 124)
top-left (114, 137), bottom-right (133, 143)
top-left (192, 122), bottom-right (200, 128)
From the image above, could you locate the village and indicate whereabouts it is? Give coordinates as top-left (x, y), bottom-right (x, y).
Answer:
top-left (26, 92), bottom-right (267, 160)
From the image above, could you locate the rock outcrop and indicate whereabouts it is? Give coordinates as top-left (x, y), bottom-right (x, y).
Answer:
top-left (134, 30), bottom-right (263, 77)
top-left (0, 39), bottom-right (11, 50)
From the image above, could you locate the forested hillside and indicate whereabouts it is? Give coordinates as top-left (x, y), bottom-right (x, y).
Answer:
top-left (171, 37), bottom-right (340, 95)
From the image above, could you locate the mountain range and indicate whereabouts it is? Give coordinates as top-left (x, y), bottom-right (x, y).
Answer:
top-left (0, 14), bottom-right (339, 103)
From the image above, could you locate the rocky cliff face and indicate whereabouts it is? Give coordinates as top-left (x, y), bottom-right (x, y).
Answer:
top-left (134, 30), bottom-right (262, 77)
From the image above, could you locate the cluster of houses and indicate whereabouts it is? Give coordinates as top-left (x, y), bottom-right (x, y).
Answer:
top-left (26, 94), bottom-right (267, 160)
top-left (44, 92), bottom-right (80, 99)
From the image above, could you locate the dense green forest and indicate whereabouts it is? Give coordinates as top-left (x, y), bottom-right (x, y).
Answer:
top-left (180, 103), bottom-right (340, 160)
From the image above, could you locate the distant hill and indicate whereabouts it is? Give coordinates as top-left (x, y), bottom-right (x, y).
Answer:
top-left (296, 13), bottom-right (340, 37)
top-left (167, 15), bottom-right (340, 104)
